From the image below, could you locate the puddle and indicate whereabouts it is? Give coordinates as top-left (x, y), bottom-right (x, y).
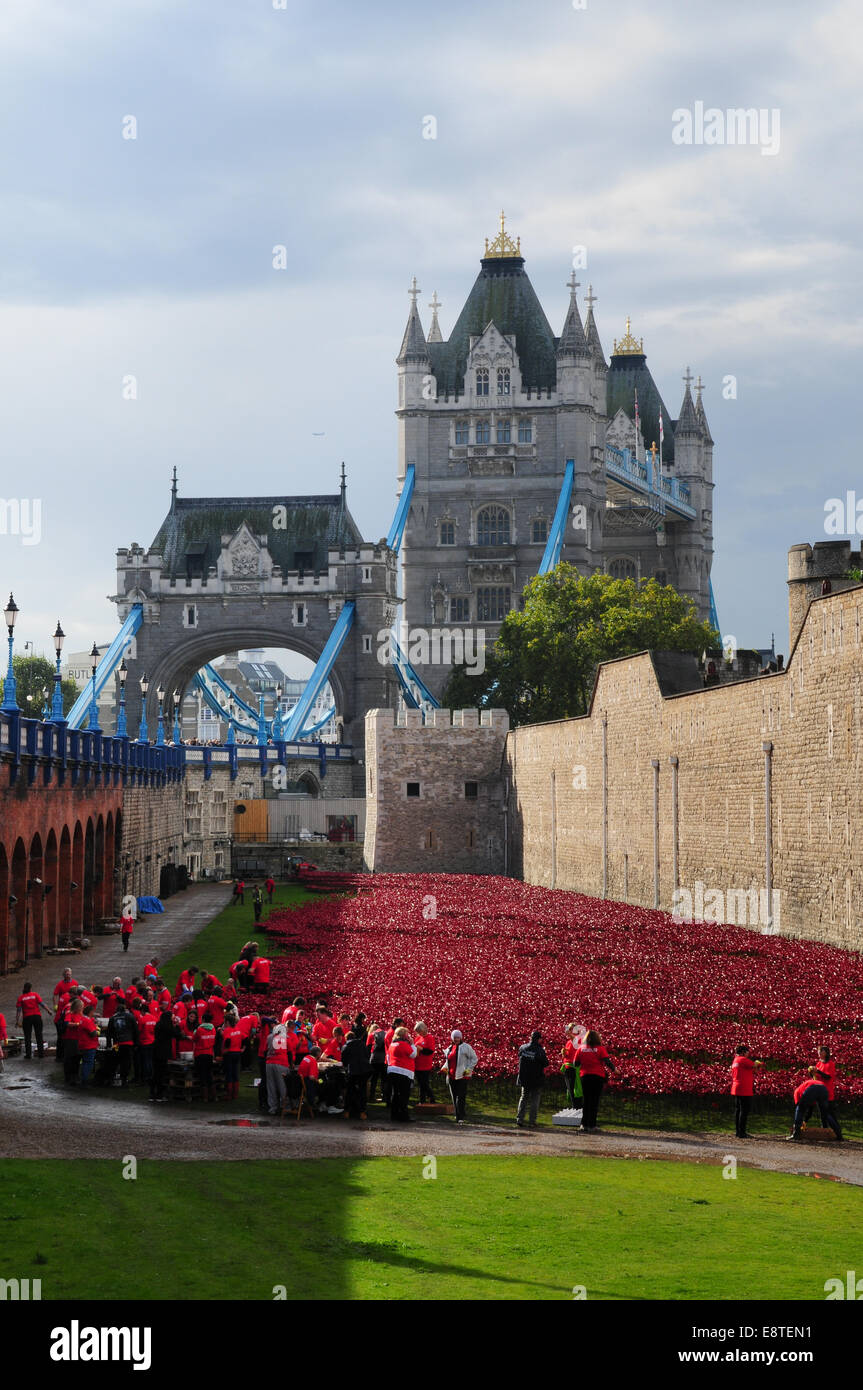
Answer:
top-left (208, 1118), bottom-right (272, 1128)
top-left (3, 1085), bottom-right (33, 1091)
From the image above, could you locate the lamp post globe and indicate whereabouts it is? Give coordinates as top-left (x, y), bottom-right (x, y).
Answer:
top-left (2, 594), bottom-right (20, 712)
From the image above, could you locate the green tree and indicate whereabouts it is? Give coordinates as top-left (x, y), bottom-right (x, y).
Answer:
top-left (442, 564), bottom-right (718, 727)
top-left (0, 655), bottom-right (79, 717)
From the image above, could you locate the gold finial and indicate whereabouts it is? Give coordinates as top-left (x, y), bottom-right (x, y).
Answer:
top-left (613, 315), bottom-right (644, 355)
top-left (483, 210), bottom-right (522, 259)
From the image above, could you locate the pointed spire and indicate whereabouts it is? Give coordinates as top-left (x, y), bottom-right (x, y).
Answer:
top-left (583, 284), bottom-right (606, 362)
top-left (675, 367), bottom-right (700, 435)
top-left (170, 465), bottom-right (178, 512)
top-left (397, 276), bottom-right (430, 364)
top-left (557, 271), bottom-right (588, 356)
top-left (427, 290), bottom-right (443, 343)
top-left (694, 374), bottom-right (713, 444)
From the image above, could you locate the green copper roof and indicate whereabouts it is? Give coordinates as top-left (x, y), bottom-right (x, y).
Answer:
top-left (151, 495), bottom-right (363, 579)
top-left (606, 354), bottom-right (676, 465)
top-left (427, 256), bottom-right (558, 395)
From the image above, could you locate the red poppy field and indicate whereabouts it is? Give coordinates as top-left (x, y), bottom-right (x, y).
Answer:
top-left (246, 875), bottom-right (863, 1099)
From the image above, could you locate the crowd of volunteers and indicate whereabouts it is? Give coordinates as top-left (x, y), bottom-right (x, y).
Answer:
top-left (0, 934), bottom-right (846, 1140)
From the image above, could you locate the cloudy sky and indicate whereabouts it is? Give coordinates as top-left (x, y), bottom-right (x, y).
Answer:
top-left (0, 0), bottom-right (859, 665)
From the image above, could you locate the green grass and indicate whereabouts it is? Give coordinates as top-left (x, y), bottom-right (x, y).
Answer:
top-left (0, 1156), bottom-right (859, 1301)
top-left (159, 881), bottom-right (315, 987)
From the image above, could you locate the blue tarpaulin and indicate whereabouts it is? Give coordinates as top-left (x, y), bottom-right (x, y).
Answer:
top-left (136, 896), bottom-right (164, 914)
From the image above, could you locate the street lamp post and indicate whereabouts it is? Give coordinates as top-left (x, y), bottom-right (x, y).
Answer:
top-left (41, 686), bottom-right (50, 720)
top-left (156, 684), bottom-right (166, 746)
top-left (51, 621), bottom-right (65, 722)
top-left (172, 689), bottom-right (182, 744)
top-left (226, 699), bottom-right (236, 746)
top-left (2, 594), bottom-right (19, 712)
top-left (87, 643), bottom-right (101, 732)
top-left (138, 673), bottom-right (149, 742)
top-left (116, 658), bottom-right (128, 738)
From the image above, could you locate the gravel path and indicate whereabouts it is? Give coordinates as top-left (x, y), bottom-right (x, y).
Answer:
top-left (2, 1057), bottom-right (861, 1183)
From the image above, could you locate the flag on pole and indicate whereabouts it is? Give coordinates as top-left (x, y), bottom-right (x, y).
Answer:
top-left (658, 409), bottom-right (664, 469)
top-left (633, 388), bottom-right (640, 461)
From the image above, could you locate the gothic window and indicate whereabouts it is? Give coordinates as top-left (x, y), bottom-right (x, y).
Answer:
top-left (476, 367), bottom-right (489, 396)
top-left (497, 367), bottom-right (511, 395)
top-left (496, 418), bottom-right (511, 444)
top-left (450, 597), bottom-right (470, 622)
top-left (476, 586), bottom-right (511, 621)
top-left (454, 421), bottom-right (469, 445)
top-left (440, 521), bottom-right (455, 546)
top-left (518, 418), bottom-right (532, 443)
top-left (532, 518), bottom-right (548, 544)
top-left (608, 557), bottom-right (637, 580)
top-left (476, 506), bottom-right (511, 546)
top-left (475, 421), bottom-right (490, 445)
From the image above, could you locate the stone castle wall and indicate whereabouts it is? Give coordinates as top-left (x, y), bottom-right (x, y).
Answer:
top-left (506, 583), bottom-right (863, 950)
top-left (364, 707), bottom-right (509, 874)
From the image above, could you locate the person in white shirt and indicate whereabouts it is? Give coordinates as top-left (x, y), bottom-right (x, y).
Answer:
top-left (441, 1029), bottom-right (478, 1124)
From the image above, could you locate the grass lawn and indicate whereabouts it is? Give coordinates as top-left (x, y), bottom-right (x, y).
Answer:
top-left (0, 1155), bottom-right (858, 1301)
top-left (159, 881), bottom-right (315, 986)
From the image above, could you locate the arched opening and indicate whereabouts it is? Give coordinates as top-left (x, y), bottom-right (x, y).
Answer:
top-left (104, 811), bottom-right (116, 918)
top-left (27, 832), bottom-right (45, 960)
top-left (70, 821), bottom-right (85, 940)
top-left (83, 818), bottom-right (96, 933)
top-left (93, 814), bottom-right (107, 923)
top-left (112, 631), bottom-right (345, 745)
top-left (0, 844), bottom-right (9, 975)
top-left (57, 826), bottom-right (72, 946)
top-left (9, 838), bottom-right (28, 967)
top-left (44, 829), bottom-right (59, 950)
top-left (608, 556), bottom-right (638, 580)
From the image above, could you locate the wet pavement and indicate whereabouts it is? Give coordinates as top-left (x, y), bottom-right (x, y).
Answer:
top-left (2, 1052), bottom-right (863, 1182)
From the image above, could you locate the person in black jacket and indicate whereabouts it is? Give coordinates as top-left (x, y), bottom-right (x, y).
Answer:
top-left (341, 1030), bottom-right (372, 1118)
top-left (107, 1002), bottom-right (139, 1087)
top-left (151, 1001), bottom-right (180, 1102)
top-left (516, 1030), bottom-right (549, 1128)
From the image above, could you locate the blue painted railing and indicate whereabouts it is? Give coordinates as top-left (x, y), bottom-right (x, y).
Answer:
top-left (605, 445), bottom-right (696, 519)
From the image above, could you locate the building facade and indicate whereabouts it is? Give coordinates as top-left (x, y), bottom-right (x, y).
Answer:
top-left (397, 215), bottom-right (715, 698)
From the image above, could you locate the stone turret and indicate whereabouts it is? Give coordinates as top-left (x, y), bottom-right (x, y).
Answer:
top-left (787, 540), bottom-right (863, 651)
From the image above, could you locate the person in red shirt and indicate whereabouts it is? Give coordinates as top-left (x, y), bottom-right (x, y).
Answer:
top-left (311, 1005), bottom-right (336, 1044)
top-left (804, 1046), bottom-right (843, 1139)
top-left (175, 967), bottom-right (198, 998)
top-left (120, 908), bottom-right (135, 952)
top-left (573, 1029), bottom-right (615, 1133)
top-left (788, 1075), bottom-right (842, 1141)
top-left (61, 999), bottom-right (87, 1084)
top-left (256, 1016), bottom-right (274, 1111)
top-left (144, 957), bottom-right (161, 979)
top-left (220, 1010), bottom-right (245, 1099)
top-left (206, 991), bottom-right (228, 1027)
top-left (193, 1012), bottom-right (218, 1101)
top-left (413, 1021), bottom-right (437, 1103)
top-left (0, 1011), bottom-right (7, 1073)
top-left (77, 1006), bottom-right (100, 1086)
top-left (101, 978), bottom-right (125, 1019)
top-left (136, 1005), bottom-right (157, 1087)
top-left (265, 876), bottom-right (275, 903)
top-left (15, 983), bottom-right (51, 1058)
top-left (53, 969), bottom-right (78, 1006)
top-left (387, 1027), bottom-right (416, 1122)
top-left (321, 1027), bottom-right (344, 1062)
top-left (248, 956), bottom-right (271, 991)
top-left (730, 1045), bottom-right (762, 1138)
top-left (561, 1023), bottom-right (585, 1111)
top-left (77, 986), bottom-right (99, 1010)
top-left (297, 1048), bottom-right (320, 1111)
